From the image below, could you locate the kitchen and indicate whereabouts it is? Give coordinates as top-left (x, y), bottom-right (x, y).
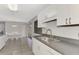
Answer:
top-left (0, 4), bottom-right (79, 55)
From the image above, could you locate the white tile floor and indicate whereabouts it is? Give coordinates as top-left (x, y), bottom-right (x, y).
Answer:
top-left (0, 38), bottom-right (33, 55)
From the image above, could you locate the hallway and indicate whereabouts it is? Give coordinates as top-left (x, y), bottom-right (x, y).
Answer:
top-left (0, 38), bottom-right (33, 55)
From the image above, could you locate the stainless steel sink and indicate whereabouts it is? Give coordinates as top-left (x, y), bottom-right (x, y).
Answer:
top-left (37, 36), bottom-right (61, 44)
top-left (36, 36), bottom-right (49, 43)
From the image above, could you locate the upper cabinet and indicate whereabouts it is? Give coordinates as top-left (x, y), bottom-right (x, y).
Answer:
top-left (69, 5), bottom-right (79, 25)
top-left (57, 5), bottom-right (70, 26)
top-left (57, 5), bottom-right (79, 26)
top-left (38, 5), bottom-right (57, 27)
top-left (38, 4), bottom-right (79, 27)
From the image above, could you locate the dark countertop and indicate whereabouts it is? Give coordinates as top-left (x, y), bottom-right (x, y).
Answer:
top-left (0, 34), bottom-right (4, 36)
top-left (33, 35), bottom-right (79, 55)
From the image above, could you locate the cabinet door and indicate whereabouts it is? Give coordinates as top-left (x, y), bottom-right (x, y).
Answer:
top-left (38, 15), bottom-right (46, 27)
top-left (32, 38), bottom-right (52, 55)
top-left (57, 5), bottom-right (79, 26)
top-left (69, 5), bottom-right (79, 24)
top-left (57, 5), bottom-right (70, 26)
top-left (38, 7), bottom-right (48, 27)
top-left (38, 5), bottom-right (57, 27)
top-left (32, 38), bottom-right (41, 55)
top-left (0, 36), bottom-right (6, 50)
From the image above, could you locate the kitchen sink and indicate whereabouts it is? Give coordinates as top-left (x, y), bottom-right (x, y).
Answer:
top-left (36, 36), bottom-right (61, 44)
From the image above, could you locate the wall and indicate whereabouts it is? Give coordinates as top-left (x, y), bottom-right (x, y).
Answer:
top-left (5, 22), bottom-right (27, 37)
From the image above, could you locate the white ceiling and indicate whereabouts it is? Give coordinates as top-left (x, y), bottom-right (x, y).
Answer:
top-left (0, 4), bottom-right (49, 23)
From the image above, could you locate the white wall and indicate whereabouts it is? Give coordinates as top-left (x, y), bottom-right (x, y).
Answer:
top-left (5, 22), bottom-right (27, 37)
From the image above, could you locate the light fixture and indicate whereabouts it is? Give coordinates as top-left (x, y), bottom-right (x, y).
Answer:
top-left (8, 4), bottom-right (18, 11)
top-left (12, 25), bottom-right (17, 27)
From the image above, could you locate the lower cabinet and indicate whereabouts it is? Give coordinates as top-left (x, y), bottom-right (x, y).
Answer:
top-left (32, 37), bottom-right (62, 55)
top-left (0, 35), bottom-right (6, 50)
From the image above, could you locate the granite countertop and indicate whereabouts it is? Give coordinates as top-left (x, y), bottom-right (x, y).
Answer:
top-left (34, 35), bottom-right (79, 55)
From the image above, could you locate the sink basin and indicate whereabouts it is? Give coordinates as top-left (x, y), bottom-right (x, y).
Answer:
top-left (36, 36), bottom-right (49, 43)
top-left (36, 36), bottom-right (61, 43)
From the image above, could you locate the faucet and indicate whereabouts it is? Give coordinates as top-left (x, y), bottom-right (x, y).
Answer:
top-left (46, 29), bottom-right (53, 42)
top-left (41, 27), bottom-right (54, 43)
top-left (46, 29), bottom-right (60, 42)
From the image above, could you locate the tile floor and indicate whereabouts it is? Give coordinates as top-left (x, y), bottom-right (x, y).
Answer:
top-left (0, 38), bottom-right (33, 55)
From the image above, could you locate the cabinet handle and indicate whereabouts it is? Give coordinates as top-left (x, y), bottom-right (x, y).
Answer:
top-left (69, 17), bottom-right (71, 24)
top-left (66, 18), bottom-right (68, 24)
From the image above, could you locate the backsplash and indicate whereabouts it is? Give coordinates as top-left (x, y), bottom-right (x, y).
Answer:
top-left (44, 21), bottom-right (79, 40)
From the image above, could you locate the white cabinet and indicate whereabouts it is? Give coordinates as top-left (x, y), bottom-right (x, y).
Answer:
top-left (32, 37), bottom-right (41, 55)
top-left (57, 5), bottom-right (70, 26)
top-left (69, 5), bottom-right (79, 25)
top-left (0, 35), bottom-right (7, 49)
top-left (38, 5), bottom-right (57, 27)
top-left (38, 14), bottom-right (46, 27)
top-left (57, 5), bottom-right (79, 26)
top-left (32, 37), bottom-right (62, 55)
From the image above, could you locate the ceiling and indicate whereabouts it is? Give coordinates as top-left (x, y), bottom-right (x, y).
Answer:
top-left (0, 4), bottom-right (49, 23)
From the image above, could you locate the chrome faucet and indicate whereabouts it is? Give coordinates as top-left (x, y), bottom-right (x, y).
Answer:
top-left (42, 27), bottom-right (54, 43)
top-left (46, 29), bottom-right (53, 41)
top-left (46, 29), bottom-right (52, 36)
top-left (46, 29), bottom-right (59, 42)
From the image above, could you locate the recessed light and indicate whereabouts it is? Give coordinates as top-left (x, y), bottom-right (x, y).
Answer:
top-left (8, 4), bottom-right (18, 11)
